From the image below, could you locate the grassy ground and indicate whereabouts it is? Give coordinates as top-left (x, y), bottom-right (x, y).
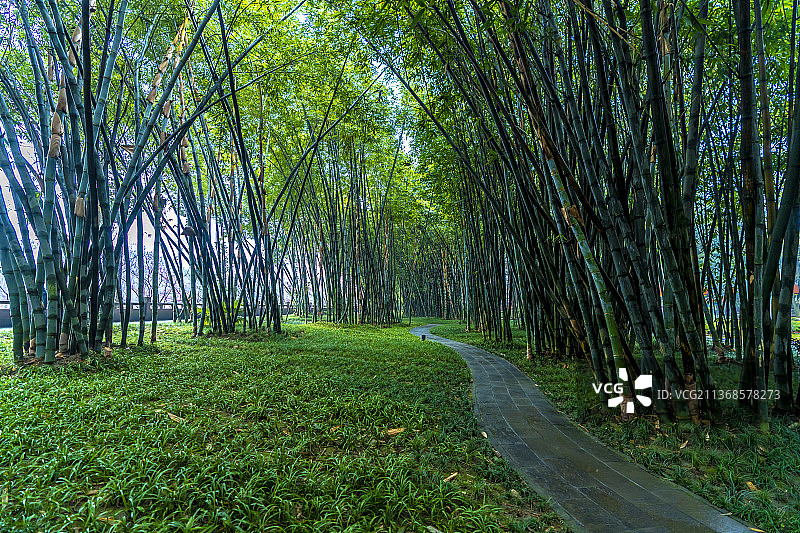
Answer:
top-left (0, 321), bottom-right (566, 533)
top-left (430, 322), bottom-right (800, 533)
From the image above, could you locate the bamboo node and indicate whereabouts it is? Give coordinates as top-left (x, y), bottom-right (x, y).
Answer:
top-left (48, 133), bottom-right (62, 158)
top-left (57, 87), bottom-right (68, 113)
top-left (47, 53), bottom-right (55, 83)
top-left (71, 24), bottom-right (82, 44)
top-left (50, 112), bottom-right (63, 135)
top-left (74, 196), bottom-right (85, 218)
top-left (561, 205), bottom-right (584, 227)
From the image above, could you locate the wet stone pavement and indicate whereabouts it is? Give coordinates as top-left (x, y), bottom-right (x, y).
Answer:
top-left (411, 324), bottom-right (752, 533)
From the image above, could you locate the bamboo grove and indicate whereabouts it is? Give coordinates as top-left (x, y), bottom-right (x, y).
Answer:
top-left (342, 0), bottom-right (800, 424)
top-left (0, 0), bottom-right (287, 361)
top-left (0, 0), bottom-right (420, 363)
top-left (2, 0), bottom-right (800, 426)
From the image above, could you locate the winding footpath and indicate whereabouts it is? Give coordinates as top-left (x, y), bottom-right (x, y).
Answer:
top-left (411, 324), bottom-right (752, 533)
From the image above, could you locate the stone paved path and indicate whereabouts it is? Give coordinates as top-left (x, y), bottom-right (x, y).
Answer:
top-left (411, 324), bottom-right (752, 533)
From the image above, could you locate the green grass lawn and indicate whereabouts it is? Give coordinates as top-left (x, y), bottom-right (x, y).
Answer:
top-left (0, 321), bottom-right (565, 533)
top-left (430, 322), bottom-right (800, 533)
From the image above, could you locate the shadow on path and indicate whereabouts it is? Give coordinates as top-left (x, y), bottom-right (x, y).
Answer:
top-left (411, 324), bottom-right (752, 533)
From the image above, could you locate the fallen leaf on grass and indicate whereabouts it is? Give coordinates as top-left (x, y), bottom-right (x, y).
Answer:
top-left (746, 481), bottom-right (759, 491)
top-left (386, 428), bottom-right (404, 437)
top-left (330, 425), bottom-right (341, 433)
top-left (481, 431), bottom-right (488, 438)
top-left (679, 440), bottom-right (688, 450)
top-left (97, 517), bottom-right (120, 524)
top-left (443, 472), bottom-right (458, 482)
top-left (749, 528), bottom-right (765, 532)
top-left (167, 412), bottom-right (185, 423)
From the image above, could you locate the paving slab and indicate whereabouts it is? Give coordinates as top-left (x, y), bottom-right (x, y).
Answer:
top-left (411, 324), bottom-right (753, 533)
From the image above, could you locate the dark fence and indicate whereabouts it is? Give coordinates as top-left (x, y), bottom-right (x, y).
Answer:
top-left (113, 303), bottom-right (177, 323)
top-left (0, 302), bottom-right (177, 328)
top-left (0, 302), bottom-right (304, 328)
